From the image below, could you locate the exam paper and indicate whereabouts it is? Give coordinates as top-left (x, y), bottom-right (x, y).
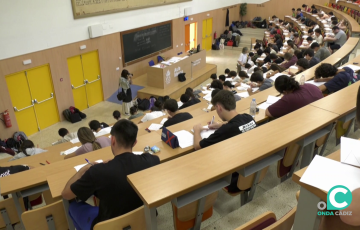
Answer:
top-left (177, 101), bottom-right (183, 108)
top-left (148, 123), bottom-right (163, 131)
top-left (300, 155), bottom-right (360, 192)
top-left (207, 104), bottom-right (213, 110)
top-left (258, 95), bottom-right (281, 110)
top-left (95, 127), bottom-right (112, 137)
top-left (160, 118), bottom-right (168, 125)
top-left (203, 94), bottom-right (212, 102)
top-left (237, 92), bottom-right (250, 98)
top-left (340, 65), bottom-right (360, 72)
top-left (60, 146), bottom-right (80, 155)
top-left (74, 160), bottom-right (103, 172)
top-left (341, 137), bottom-right (360, 167)
top-left (70, 138), bottom-right (80, 144)
top-left (173, 130), bottom-right (194, 148)
top-left (191, 126), bottom-right (216, 139)
top-left (270, 73), bottom-right (290, 82)
top-left (306, 80), bottom-right (325, 87)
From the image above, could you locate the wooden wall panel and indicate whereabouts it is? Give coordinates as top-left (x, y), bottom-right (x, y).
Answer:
top-left (244, 0), bottom-right (328, 22)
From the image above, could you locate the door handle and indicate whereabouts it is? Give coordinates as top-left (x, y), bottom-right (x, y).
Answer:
top-left (14, 101), bottom-right (34, 112)
top-left (86, 75), bottom-right (101, 84)
top-left (72, 82), bottom-right (86, 89)
top-left (34, 93), bottom-right (54, 104)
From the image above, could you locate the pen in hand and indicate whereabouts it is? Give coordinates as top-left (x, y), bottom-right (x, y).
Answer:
top-left (85, 158), bottom-right (93, 166)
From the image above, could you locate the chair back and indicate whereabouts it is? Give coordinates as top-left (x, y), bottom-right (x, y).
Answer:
top-left (237, 167), bottom-right (269, 191)
top-left (22, 200), bottom-right (68, 230)
top-left (0, 197), bottom-right (25, 228)
top-left (264, 207), bottom-right (296, 230)
top-left (93, 206), bottom-right (145, 230)
top-left (235, 211), bottom-right (276, 230)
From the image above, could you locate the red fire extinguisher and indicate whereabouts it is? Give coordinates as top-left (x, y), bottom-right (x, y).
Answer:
top-left (214, 31), bottom-right (217, 40)
top-left (3, 110), bottom-right (12, 128)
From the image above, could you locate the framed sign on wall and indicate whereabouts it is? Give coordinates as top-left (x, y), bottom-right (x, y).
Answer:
top-left (71, 0), bottom-right (192, 19)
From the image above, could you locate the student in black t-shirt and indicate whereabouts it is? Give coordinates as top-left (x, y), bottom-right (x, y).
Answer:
top-left (163, 99), bottom-right (193, 127)
top-left (193, 90), bottom-right (257, 193)
top-left (179, 94), bottom-right (201, 110)
top-left (210, 80), bottom-right (224, 90)
top-left (88, 120), bottom-right (109, 133)
top-left (62, 120), bottom-right (160, 230)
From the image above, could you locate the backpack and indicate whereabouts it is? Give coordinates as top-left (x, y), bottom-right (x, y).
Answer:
top-left (6, 138), bottom-right (18, 149)
top-left (74, 108), bottom-right (86, 119)
top-left (14, 132), bottom-right (27, 145)
top-left (70, 113), bottom-right (82, 123)
top-left (178, 73), bottom-right (186, 82)
top-left (149, 97), bottom-right (157, 110)
top-left (138, 99), bottom-right (150, 111)
top-left (0, 139), bottom-right (6, 148)
top-left (157, 96), bottom-right (164, 104)
top-left (63, 109), bottom-right (72, 122)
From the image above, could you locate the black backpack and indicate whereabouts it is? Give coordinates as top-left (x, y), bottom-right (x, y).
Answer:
top-left (138, 99), bottom-right (150, 111)
top-left (6, 138), bottom-right (18, 149)
top-left (63, 109), bottom-right (72, 122)
top-left (157, 96), bottom-right (164, 104)
top-left (178, 73), bottom-right (186, 82)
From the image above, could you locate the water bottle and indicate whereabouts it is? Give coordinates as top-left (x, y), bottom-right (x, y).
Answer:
top-left (300, 74), bottom-right (305, 85)
top-left (250, 98), bottom-right (256, 117)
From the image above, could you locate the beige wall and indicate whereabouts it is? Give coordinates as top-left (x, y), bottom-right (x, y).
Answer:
top-left (0, 5), bottom-right (240, 139)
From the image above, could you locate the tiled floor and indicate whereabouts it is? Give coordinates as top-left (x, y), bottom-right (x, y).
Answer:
top-left (5, 28), bottom-right (360, 230)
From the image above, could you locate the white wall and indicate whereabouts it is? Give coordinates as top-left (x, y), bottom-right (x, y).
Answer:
top-left (0, 0), bottom-right (257, 60)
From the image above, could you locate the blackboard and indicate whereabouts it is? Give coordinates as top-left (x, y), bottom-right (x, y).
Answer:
top-left (121, 21), bottom-right (173, 65)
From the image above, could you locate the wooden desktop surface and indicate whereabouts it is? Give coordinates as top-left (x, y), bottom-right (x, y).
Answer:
top-left (127, 106), bottom-right (339, 208)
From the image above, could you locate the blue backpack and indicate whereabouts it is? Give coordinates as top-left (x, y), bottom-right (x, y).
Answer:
top-left (149, 97), bottom-right (157, 110)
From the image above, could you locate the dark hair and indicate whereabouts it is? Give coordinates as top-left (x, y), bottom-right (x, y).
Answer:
top-left (250, 72), bottom-right (264, 82)
top-left (223, 81), bottom-right (234, 89)
top-left (269, 53), bottom-right (278, 60)
top-left (229, 71), bottom-right (237, 77)
top-left (332, 26), bottom-right (340, 30)
top-left (211, 80), bottom-right (224, 89)
top-left (331, 20), bottom-right (337, 26)
top-left (297, 8), bottom-right (301, 11)
top-left (163, 99), bottom-right (178, 113)
top-left (110, 120), bottom-right (138, 149)
top-left (292, 8), bottom-right (295, 11)
top-left (310, 42), bottom-right (320, 49)
top-left (180, 94), bottom-right (190, 103)
top-left (297, 58), bottom-right (310, 70)
top-left (315, 63), bottom-right (338, 78)
top-left (254, 67), bottom-right (261, 72)
top-left (219, 75), bottom-right (226, 82)
top-left (254, 45), bottom-right (260, 50)
top-left (301, 18), bottom-right (306, 23)
top-left (249, 52), bottom-right (254, 57)
top-left (89, 120), bottom-right (101, 131)
top-left (306, 36), bottom-right (313, 42)
top-left (264, 47), bottom-right (271, 55)
top-left (210, 73), bottom-right (217, 80)
top-left (274, 34), bottom-right (281, 41)
top-left (308, 29), bottom-right (313, 34)
top-left (211, 90), bottom-right (236, 111)
top-left (331, 16), bottom-right (338, 22)
top-left (270, 64), bottom-right (285, 72)
top-left (275, 75), bottom-right (300, 93)
top-left (238, 71), bottom-right (248, 78)
top-left (211, 89), bottom-right (221, 98)
top-left (302, 4), bottom-right (307, 7)
top-left (311, 4), bottom-right (316, 9)
top-left (272, 15), bottom-right (277, 18)
top-left (295, 50), bottom-right (304, 59)
top-left (185, 87), bottom-right (195, 99)
top-left (296, 15), bottom-right (301, 19)
top-left (257, 49), bottom-right (263, 56)
top-left (58, 128), bottom-right (68, 137)
top-left (245, 63), bottom-right (251, 69)
top-left (294, 33), bottom-right (299, 38)
top-left (224, 69), bottom-right (230, 74)
top-left (303, 49), bottom-right (314, 57)
top-left (164, 95), bottom-right (170, 101)
top-left (113, 110), bottom-right (121, 120)
top-left (151, 101), bottom-right (163, 111)
top-left (275, 26), bottom-right (279, 29)
top-left (269, 23), bottom-right (273, 26)
top-left (130, 106), bottom-right (138, 115)
top-left (314, 29), bottom-right (321, 34)
top-left (329, 12), bottom-right (333, 15)
top-left (284, 52), bottom-right (293, 61)
top-left (20, 140), bottom-right (35, 156)
top-left (121, 69), bottom-right (130, 79)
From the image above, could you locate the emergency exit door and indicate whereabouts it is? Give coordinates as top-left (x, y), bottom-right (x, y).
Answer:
top-left (6, 65), bottom-right (59, 136)
top-left (67, 50), bottom-right (103, 111)
top-left (202, 18), bottom-right (213, 50)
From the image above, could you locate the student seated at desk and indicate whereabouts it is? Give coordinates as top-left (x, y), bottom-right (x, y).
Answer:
top-left (280, 52), bottom-right (298, 69)
top-left (128, 106), bottom-right (143, 120)
top-left (324, 26), bottom-right (347, 53)
top-left (284, 41), bottom-right (296, 56)
top-left (304, 49), bottom-right (320, 68)
top-left (193, 91), bottom-right (256, 193)
top-left (139, 103), bottom-right (164, 123)
top-left (112, 110), bottom-right (121, 121)
top-left (223, 81), bottom-right (241, 101)
top-left (163, 99), bottom-right (193, 127)
top-left (206, 73), bottom-right (218, 89)
top-left (311, 42), bottom-right (330, 61)
top-left (74, 127), bottom-right (111, 156)
top-left (9, 140), bottom-right (47, 161)
top-left (186, 87), bottom-right (201, 99)
top-left (301, 37), bottom-right (315, 49)
top-left (291, 8), bottom-right (296, 18)
top-left (314, 64), bottom-right (357, 94)
top-left (62, 120), bottom-right (160, 230)
top-left (314, 29), bottom-right (323, 45)
top-left (268, 53), bottom-right (283, 65)
top-left (54, 128), bottom-right (77, 145)
top-left (224, 69), bottom-right (230, 77)
top-left (219, 75), bottom-right (226, 84)
top-left (265, 76), bottom-right (323, 118)
top-left (211, 79), bottom-right (224, 90)
top-left (233, 71), bottom-right (250, 85)
top-left (179, 93), bottom-right (201, 110)
top-left (321, 11), bottom-right (331, 19)
top-left (302, 4), bottom-right (311, 13)
top-left (89, 120), bottom-right (109, 133)
top-left (252, 49), bottom-right (262, 63)
top-left (311, 5), bottom-right (318, 14)
top-left (293, 33), bottom-right (302, 47)
top-left (247, 72), bottom-right (274, 96)
top-left (288, 58), bottom-right (309, 76)
top-left (266, 64), bottom-right (286, 78)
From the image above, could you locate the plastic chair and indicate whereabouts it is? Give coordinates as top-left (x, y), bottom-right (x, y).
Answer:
top-left (148, 60), bottom-right (155, 66)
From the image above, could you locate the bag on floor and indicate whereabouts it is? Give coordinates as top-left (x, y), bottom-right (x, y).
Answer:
top-left (138, 99), bottom-right (150, 111)
top-left (6, 138), bottom-right (18, 149)
top-left (0, 146), bottom-right (15, 156)
top-left (13, 131), bottom-right (27, 147)
top-left (63, 109), bottom-right (72, 122)
top-left (178, 73), bottom-right (186, 82)
top-left (74, 108), bottom-right (86, 119)
top-left (227, 40), bottom-right (234, 46)
top-left (0, 139), bottom-right (6, 148)
top-left (149, 97), bottom-right (157, 110)
top-left (69, 113), bottom-right (82, 123)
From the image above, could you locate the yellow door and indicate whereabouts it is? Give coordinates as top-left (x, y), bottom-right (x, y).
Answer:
top-left (5, 72), bottom-right (38, 135)
top-left (67, 55), bottom-right (88, 111)
top-left (185, 24), bottom-right (190, 52)
top-left (190, 23), bottom-right (197, 50)
top-left (202, 19), bottom-right (208, 51)
top-left (27, 65), bottom-right (59, 130)
top-left (206, 18), bottom-right (213, 50)
top-left (82, 51), bottom-right (103, 107)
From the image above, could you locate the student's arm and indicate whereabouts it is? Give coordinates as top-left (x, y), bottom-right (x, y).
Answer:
top-left (324, 37), bottom-right (336, 42)
top-left (318, 84), bottom-right (327, 92)
top-left (247, 87), bottom-right (259, 96)
top-left (193, 124), bottom-right (205, 150)
top-left (340, 188), bottom-right (360, 226)
top-left (62, 163), bottom-right (94, 200)
top-left (265, 108), bottom-right (274, 118)
top-left (314, 77), bottom-right (333, 82)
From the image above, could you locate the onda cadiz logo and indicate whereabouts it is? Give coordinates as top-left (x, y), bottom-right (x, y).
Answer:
top-left (318, 185), bottom-right (353, 216)
top-left (165, 70), bottom-right (171, 84)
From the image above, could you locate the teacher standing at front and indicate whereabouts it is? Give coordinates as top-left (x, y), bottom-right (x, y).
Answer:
top-left (119, 69), bottom-right (133, 115)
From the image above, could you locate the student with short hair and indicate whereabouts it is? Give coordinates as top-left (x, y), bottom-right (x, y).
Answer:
top-left (268, 53), bottom-right (283, 64)
top-left (211, 79), bottom-right (224, 90)
top-left (179, 93), bottom-right (201, 110)
top-left (9, 140), bottom-right (47, 161)
top-left (301, 36), bottom-right (315, 49)
top-left (62, 120), bottom-right (160, 230)
top-left (237, 47), bottom-right (249, 72)
top-left (292, 8), bottom-right (296, 17)
top-left (266, 64), bottom-right (286, 78)
top-left (311, 5), bottom-right (318, 14)
top-left (266, 76), bottom-right (323, 118)
top-left (248, 72), bottom-right (274, 95)
top-left (293, 33), bottom-right (302, 47)
top-left (315, 64), bottom-right (356, 93)
top-left (280, 52), bottom-right (298, 69)
top-left (311, 42), bottom-right (330, 61)
top-left (247, 52), bottom-right (255, 66)
top-left (261, 47), bottom-right (272, 64)
top-left (139, 103), bottom-right (164, 123)
top-left (314, 29), bottom-right (323, 45)
top-left (163, 99), bottom-right (193, 127)
top-left (206, 73), bottom-right (218, 89)
top-left (289, 58), bottom-right (309, 76)
top-left (302, 4), bottom-right (311, 12)
top-left (54, 128), bottom-right (77, 145)
top-left (232, 71), bottom-right (250, 86)
top-left (274, 34), bottom-right (283, 50)
top-left (74, 127), bottom-right (111, 156)
top-left (223, 81), bottom-right (241, 101)
top-left (303, 49), bottom-right (320, 68)
top-left (218, 75), bottom-right (225, 84)
top-left (113, 110), bottom-right (121, 121)
top-left (252, 49), bottom-right (261, 62)
top-left (89, 120), bottom-right (109, 133)
top-left (193, 90), bottom-right (256, 193)
top-left (324, 26), bottom-right (347, 52)
top-left (128, 106), bottom-right (144, 120)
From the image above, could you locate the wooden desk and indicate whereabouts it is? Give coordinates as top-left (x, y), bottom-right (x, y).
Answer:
top-left (292, 150), bottom-right (340, 230)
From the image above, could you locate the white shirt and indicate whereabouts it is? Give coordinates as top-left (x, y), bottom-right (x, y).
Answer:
top-left (140, 111), bottom-right (164, 122)
top-left (314, 24), bottom-right (320, 30)
top-left (315, 34), bottom-right (323, 44)
top-left (238, 53), bottom-right (248, 65)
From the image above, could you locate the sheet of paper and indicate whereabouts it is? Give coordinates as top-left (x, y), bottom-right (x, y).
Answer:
top-left (202, 86), bottom-right (207, 90)
top-left (191, 126), bottom-right (217, 139)
top-left (203, 94), bottom-right (212, 102)
top-left (300, 155), bottom-right (360, 192)
top-left (133, 152), bottom-right (143, 155)
top-left (60, 146), bottom-right (80, 155)
top-left (225, 78), bottom-right (233, 82)
top-left (289, 65), bottom-right (298, 69)
top-left (237, 92), bottom-right (250, 98)
top-left (95, 127), bottom-right (112, 137)
top-left (70, 138), bottom-right (80, 144)
top-left (270, 73), bottom-right (290, 82)
top-left (148, 123), bottom-right (163, 131)
top-left (74, 160), bottom-right (103, 172)
top-left (173, 130), bottom-right (194, 148)
top-left (202, 90), bottom-right (212, 94)
top-left (341, 65), bottom-right (360, 71)
top-left (252, 87), bottom-right (259, 93)
top-left (160, 118), bottom-right (168, 125)
top-left (267, 95), bottom-right (281, 104)
top-left (341, 137), bottom-right (360, 167)
top-left (258, 102), bottom-right (271, 110)
top-left (306, 80), bottom-right (325, 87)
top-left (177, 101), bottom-right (183, 108)
top-left (207, 104), bottom-right (213, 110)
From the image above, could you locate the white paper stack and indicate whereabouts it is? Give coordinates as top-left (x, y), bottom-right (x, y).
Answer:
top-left (225, 78), bottom-right (233, 82)
top-left (270, 73), bottom-right (290, 82)
top-left (148, 123), bottom-right (163, 131)
top-left (306, 80), bottom-right (325, 87)
top-left (177, 101), bottom-right (183, 108)
top-left (207, 104), bottom-right (213, 110)
top-left (160, 118), bottom-right (168, 125)
top-left (237, 83), bottom-right (251, 91)
top-left (237, 92), bottom-right (250, 98)
top-left (289, 65), bottom-right (298, 70)
top-left (202, 90), bottom-right (212, 94)
top-left (203, 93), bottom-right (212, 102)
top-left (173, 130), bottom-right (194, 148)
top-left (191, 126), bottom-right (217, 139)
top-left (74, 160), bottom-right (103, 172)
top-left (95, 127), bottom-right (112, 137)
top-left (60, 146), bottom-right (80, 155)
top-left (258, 95), bottom-right (281, 110)
top-left (70, 138), bottom-right (80, 144)
top-left (340, 137), bottom-right (360, 167)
